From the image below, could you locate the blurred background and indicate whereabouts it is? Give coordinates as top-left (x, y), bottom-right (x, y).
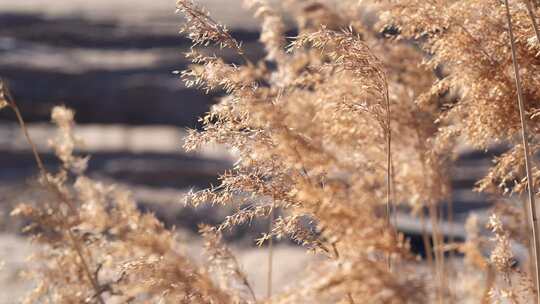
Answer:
top-left (0, 0), bottom-right (498, 302)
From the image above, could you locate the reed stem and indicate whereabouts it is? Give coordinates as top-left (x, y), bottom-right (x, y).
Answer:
top-left (525, 0), bottom-right (540, 45)
top-left (267, 205), bottom-right (274, 299)
top-left (503, 2), bottom-right (540, 302)
top-left (3, 81), bottom-right (106, 304)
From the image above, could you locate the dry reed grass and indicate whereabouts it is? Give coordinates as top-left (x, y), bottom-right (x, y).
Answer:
top-left (3, 0), bottom-right (540, 303)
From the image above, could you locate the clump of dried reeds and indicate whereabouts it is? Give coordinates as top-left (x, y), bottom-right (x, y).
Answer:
top-left (6, 0), bottom-right (540, 303)
top-left (2, 92), bottom-right (244, 302)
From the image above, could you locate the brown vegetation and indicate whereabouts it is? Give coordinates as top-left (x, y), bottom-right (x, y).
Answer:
top-left (4, 0), bottom-right (540, 303)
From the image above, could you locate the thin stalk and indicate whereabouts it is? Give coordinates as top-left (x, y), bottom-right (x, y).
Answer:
top-left (438, 202), bottom-right (448, 301)
top-left (383, 75), bottom-right (394, 272)
top-left (420, 209), bottom-right (435, 273)
top-left (390, 157), bottom-right (400, 271)
top-left (525, 0), bottom-right (540, 44)
top-left (267, 205), bottom-right (274, 299)
top-left (429, 203), bottom-right (445, 304)
top-left (447, 197), bottom-right (455, 257)
top-left (504, 2), bottom-right (540, 302)
top-left (4, 83), bottom-right (106, 304)
top-left (5, 94), bottom-right (45, 174)
top-left (412, 121), bottom-right (440, 281)
top-left (385, 129), bottom-right (393, 271)
top-left (446, 195), bottom-right (456, 302)
top-left (391, 158), bottom-right (398, 232)
top-left (523, 197), bottom-right (538, 289)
